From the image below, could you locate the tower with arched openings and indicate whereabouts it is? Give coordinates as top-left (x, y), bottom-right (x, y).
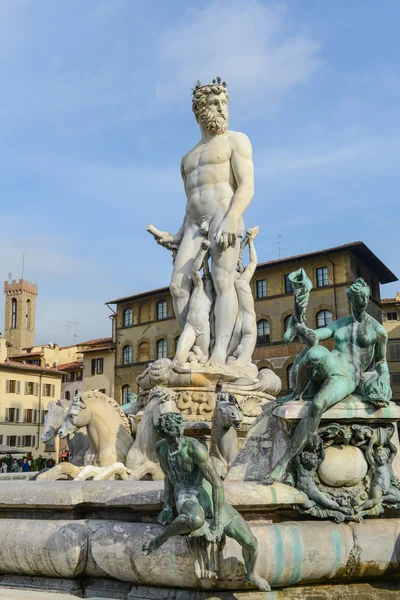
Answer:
top-left (3, 275), bottom-right (38, 356)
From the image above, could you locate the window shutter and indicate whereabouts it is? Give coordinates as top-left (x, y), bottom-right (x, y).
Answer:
top-left (32, 436), bottom-right (35, 447)
top-left (16, 381), bottom-right (20, 394)
top-left (25, 382), bottom-right (29, 395)
top-left (5, 408), bottom-right (9, 422)
top-left (16, 409), bottom-right (20, 422)
top-left (42, 383), bottom-right (46, 395)
top-left (0, 435), bottom-right (3, 445)
top-left (17, 436), bottom-right (21, 447)
top-left (6, 380), bottom-right (9, 393)
top-left (34, 383), bottom-right (39, 396)
top-left (91, 359), bottom-right (96, 375)
top-left (34, 409), bottom-right (38, 423)
top-left (24, 409), bottom-right (27, 422)
top-left (51, 384), bottom-right (55, 397)
top-left (6, 436), bottom-right (9, 445)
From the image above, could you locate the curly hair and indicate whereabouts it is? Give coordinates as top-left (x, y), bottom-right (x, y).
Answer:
top-left (156, 412), bottom-right (184, 438)
top-left (192, 84), bottom-right (229, 123)
top-left (346, 277), bottom-right (370, 302)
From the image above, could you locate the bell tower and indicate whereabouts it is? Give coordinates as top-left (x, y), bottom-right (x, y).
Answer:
top-left (4, 275), bottom-right (38, 357)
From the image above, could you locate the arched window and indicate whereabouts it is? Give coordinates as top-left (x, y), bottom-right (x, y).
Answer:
top-left (157, 299), bottom-right (167, 320)
top-left (287, 364), bottom-right (294, 390)
top-left (138, 342), bottom-right (150, 362)
top-left (65, 391), bottom-right (70, 401)
top-left (157, 339), bottom-right (167, 359)
top-left (26, 299), bottom-right (30, 329)
top-left (123, 307), bottom-right (133, 327)
top-left (284, 315), bottom-right (292, 332)
top-left (122, 384), bottom-right (131, 404)
top-left (317, 310), bottom-right (333, 328)
top-left (139, 303), bottom-right (150, 323)
top-left (123, 345), bottom-right (133, 365)
top-left (257, 320), bottom-right (270, 344)
top-left (174, 336), bottom-right (180, 353)
top-left (11, 298), bottom-right (17, 329)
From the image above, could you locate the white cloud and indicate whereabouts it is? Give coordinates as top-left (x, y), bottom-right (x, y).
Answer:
top-left (156, 0), bottom-right (321, 115)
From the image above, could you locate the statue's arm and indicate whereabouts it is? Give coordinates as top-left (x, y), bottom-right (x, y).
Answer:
top-left (192, 442), bottom-right (224, 534)
top-left (240, 236), bottom-right (258, 283)
top-left (374, 327), bottom-right (390, 377)
top-left (215, 133), bottom-right (254, 249)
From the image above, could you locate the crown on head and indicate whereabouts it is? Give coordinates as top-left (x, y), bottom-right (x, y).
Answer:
top-left (192, 76), bottom-right (227, 95)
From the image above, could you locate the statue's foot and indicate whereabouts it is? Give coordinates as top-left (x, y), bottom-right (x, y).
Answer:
top-left (265, 465), bottom-right (286, 484)
top-left (248, 574), bottom-right (271, 592)
top-left (276, 392), bottom-right (300, 405)
top-left (142, 537), bottom-right (161, 556)
top-left (206, 353), bottom-right (226, 367)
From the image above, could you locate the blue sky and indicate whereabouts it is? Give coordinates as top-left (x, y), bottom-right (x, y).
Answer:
top-left (0, 0), bottom-right (399, 345)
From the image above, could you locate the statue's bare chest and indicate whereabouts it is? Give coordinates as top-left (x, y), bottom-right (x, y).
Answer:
top-left (184, 138), bottom-right (231, 176)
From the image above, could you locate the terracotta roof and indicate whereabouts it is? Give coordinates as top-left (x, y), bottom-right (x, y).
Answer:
top-left (106, 241), bottom-right (398, 305)
top-left (78, 337), bottom-right (113, 347)
top-left (106, 286), bottom-right (169, 305)
top-left (382, 298), bottom-right (398, 305)
top-left (0, 361), bottom-right (64, 375)
top-left (56, 361), bottom-right (84, 371)
top-left (81, 344), bottom-right (115, 353)
top-left (11, 351), bottom-right (44, 359)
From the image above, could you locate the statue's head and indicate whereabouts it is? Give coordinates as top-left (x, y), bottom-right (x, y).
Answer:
top-left (374, 445), bottom-right (389, 465)
top-left (156, 412), bottom-right (184, 442)
top-left (192, 77), bottom-right (229, 135)
top-left (346, 277), bottom-right (370, 311)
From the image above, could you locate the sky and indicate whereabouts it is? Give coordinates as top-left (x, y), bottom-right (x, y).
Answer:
top-left (0, 0), bottom-right (399, 345)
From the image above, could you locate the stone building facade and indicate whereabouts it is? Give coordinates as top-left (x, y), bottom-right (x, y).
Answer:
top-left (0, 336), bottom-right (63, 457)
top-left (81, 338), bottom-right (115, 399)
top-left (382, 292), bottom-right (400, 402)
top-left (107, 241), bottom-right (397, 402)
top-left (3, 278), bottom-right (38, 356)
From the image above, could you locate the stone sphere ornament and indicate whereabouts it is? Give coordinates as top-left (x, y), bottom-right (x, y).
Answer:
top-left (317, 445), bottom-right (368, 487)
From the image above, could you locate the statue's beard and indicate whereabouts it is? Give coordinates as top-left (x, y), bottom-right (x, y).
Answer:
top-left (199, 107), bottom-right (228, 135)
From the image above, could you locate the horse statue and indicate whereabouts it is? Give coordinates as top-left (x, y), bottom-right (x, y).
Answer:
top-left (126, 386), bottom-right (179, 480)
top-left (210, 388), bottom-right (243, 479)
top-left (38, 391), bottom-right (134, 480)
top-left (41, 398), bottom-right (92, 466)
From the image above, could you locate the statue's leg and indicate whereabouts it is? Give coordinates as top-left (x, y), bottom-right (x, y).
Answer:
top-left (267, 372), bottom-right (356, 483)
top-left (142, 500), bottom-right (205, 555)
top-left (277, 346), bottom-right (312, 404)
top-left (208, 229), bottom-right (241, 366)
top-left (170, 227), bottom-right (203, 330)
top-left (357, 484), bottom-right (382, 512)
top-left (174, 323), bottom-right (196, 364)
top-left (223, 510), bottom-right (270, 592)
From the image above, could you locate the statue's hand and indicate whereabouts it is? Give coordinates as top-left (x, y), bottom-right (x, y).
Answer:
top-left (364, 375), bottom-right (392, 404)
top-left (215, 213), bottom-right (240, 250)
top-left (147, 225), bottom-right (181, 249)
top-left (210, 520), bottom-right (225, 542)
top-left (157, 507), bottom-right (174, 525)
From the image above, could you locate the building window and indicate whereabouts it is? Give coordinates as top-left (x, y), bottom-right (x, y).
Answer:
top-left (138, 342), bottom-right (150, 362)
top-left (25, 409), bottom-right (33, 423)
top-left (11, 298), bottom-right (17, 329)
top-left (287, 364), bottom-right (294, 390)
top-left (42, 410), bottom-right (48, 423)
top-left (316, 267), bottom-right (328, 288)
top-left (284, 315), bottom-right (292, 333)
top-left (26, 299), bottom-right (30, 329)
top-left (43, 384), bottom-right (55, 397)
top-left (123, 307), bottom-right (133, 327)
top-left (388, 342), bottom-right (400, 361)
top-left (8, 436), bottom-right (17, 447)
top-left (76, 370), bottom-right (83, 381)
top-left (257, 320), bottom-right (270, 345)
top-left (256, 280), bottom-right (267, 299)
top-left (27, 359), bottom-right (41, 366)
top-left (390, 373), bottom-right (400, 386)
top-left (387, 312), bottom-right (398, 321)
top-left (6, 380), bottom-right (20, 394)
top-left (122, 384), bottom-right (131, 403)
top-left (317, 310), bottom-right (333, 328)
top-left (157, 339), bottom-right (167, 359)
top-left (157, 300), bottom-right (167, 320)
top-left (284, 275), bottom-right (293, 294)
top-left (25, 381), bottom-right (35, 395)
top-left (6, 408), bottom-right (20, 422)
top-left (91, 358), bottom-right (104, 375)
top-left (65, 391), bottom-right (70, 401)
top-left (123, 345), bottom-right (133, 365)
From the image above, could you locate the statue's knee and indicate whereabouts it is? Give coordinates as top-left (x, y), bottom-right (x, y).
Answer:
top-left (189, 512), bottom-right (204, 531)
top-left (309, 401), bottom-right (325, 419)
top-left (245, 534), bottom-right (258, 552)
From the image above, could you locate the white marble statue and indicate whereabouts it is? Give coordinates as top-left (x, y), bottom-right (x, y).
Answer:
top-left (148, 77), bottom-right (255, 367)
